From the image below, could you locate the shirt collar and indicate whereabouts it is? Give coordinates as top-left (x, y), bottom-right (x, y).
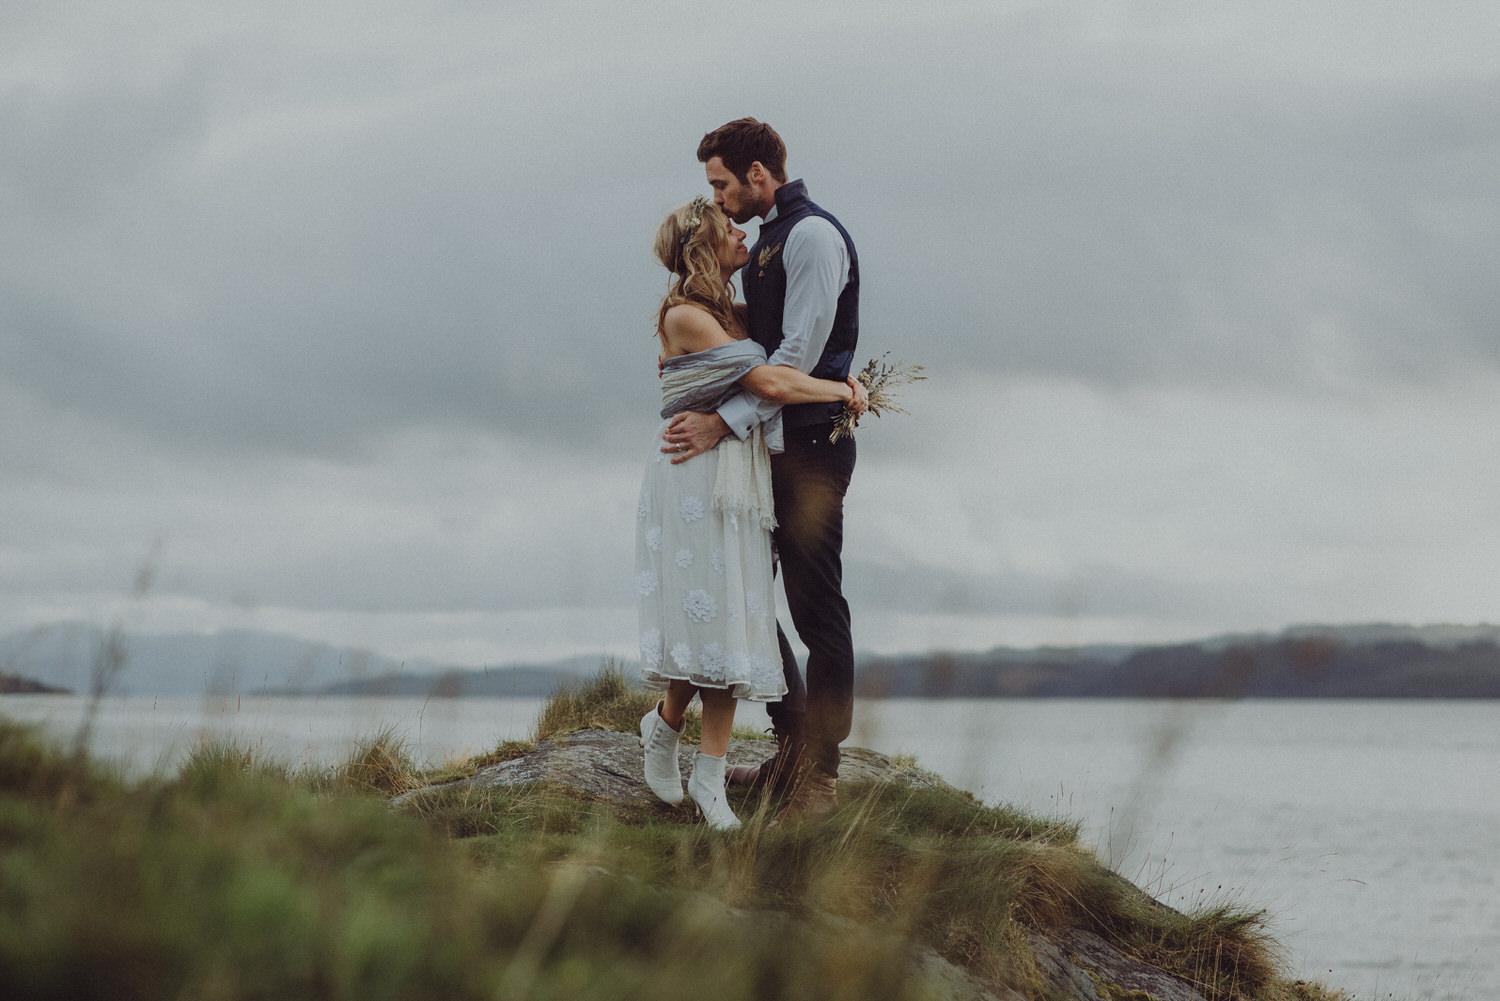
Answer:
top-left (762, 179), bottom-right (807, 225)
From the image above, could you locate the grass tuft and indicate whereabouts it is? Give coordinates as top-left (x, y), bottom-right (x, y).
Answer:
top-left (176, 737), bottom-right (290, 792)
top-left (472, 738), bottom-right (538, 767)
top-left (326, 724), bottom-right (422, 796)
top-left (530, 661), bottom-right (776, 746)
top-left (1143, 903), bottom-right (1282, 1000)
top-left (534, 662), bottom-right (704, 744)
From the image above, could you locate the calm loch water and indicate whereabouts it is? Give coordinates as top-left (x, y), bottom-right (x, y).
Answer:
top-left (5, 694), bottom-right (1495, 1000)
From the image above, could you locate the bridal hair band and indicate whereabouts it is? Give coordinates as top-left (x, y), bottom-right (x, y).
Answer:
top-left (680, 196), bottom-right (709, 247)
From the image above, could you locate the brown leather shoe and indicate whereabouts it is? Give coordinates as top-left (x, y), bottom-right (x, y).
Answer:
top-left (770, 759), bottom-right (837, 826)
top-left (726, 737), bottom-right (803, 797)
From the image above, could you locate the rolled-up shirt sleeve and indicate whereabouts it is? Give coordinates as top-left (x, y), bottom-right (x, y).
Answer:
top-left (715, 214), bottom-right (850, 439)
top-left (715, 387), bottom-right (770, 439)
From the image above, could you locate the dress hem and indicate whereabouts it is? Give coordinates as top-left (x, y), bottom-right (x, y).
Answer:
top-left (640, 671), bottom-right (786, 703)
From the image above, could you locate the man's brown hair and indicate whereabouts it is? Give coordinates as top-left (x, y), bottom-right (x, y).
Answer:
top-left (696, 117), bottom-right (788, 184)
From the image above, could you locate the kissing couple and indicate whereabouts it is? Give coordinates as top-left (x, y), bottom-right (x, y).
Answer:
top-left (635, 117), bottom-right (866, 829)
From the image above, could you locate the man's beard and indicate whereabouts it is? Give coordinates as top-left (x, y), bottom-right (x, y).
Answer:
top-left (736, 189), bottom-right (770, 224)
top-left (753, 189), bottom-right (776, 220)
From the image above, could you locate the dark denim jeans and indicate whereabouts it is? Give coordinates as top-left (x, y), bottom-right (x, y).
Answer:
top-left (765, 423), bottom-right (856, 778)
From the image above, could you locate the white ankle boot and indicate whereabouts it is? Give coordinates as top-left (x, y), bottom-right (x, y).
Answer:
top-left (687, 752), bottom-right (741, 831)
top-left (639, 703), bottom-right (684, 805)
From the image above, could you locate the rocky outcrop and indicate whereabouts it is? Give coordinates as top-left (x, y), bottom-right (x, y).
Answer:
top-left (392, 728), bottom-right (962, 807)
top-left (395, 729), bottom-right (1214, 1001)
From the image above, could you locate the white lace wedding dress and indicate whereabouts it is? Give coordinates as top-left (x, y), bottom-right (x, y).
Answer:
top-left (635, 420), bottom-right (786, 701)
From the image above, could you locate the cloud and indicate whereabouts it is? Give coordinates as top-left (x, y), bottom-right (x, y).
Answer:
top-left (4, 1), bottom-right (1500, 669)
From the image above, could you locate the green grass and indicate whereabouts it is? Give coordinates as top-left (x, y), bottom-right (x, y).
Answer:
top-left (0, 669), bottom-right (1352, 1001)
top-left (533, 661), bottom-right (668, 742)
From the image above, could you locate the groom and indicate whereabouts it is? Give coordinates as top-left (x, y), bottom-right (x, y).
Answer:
top-left (662, 117), bottom-right (860, 823)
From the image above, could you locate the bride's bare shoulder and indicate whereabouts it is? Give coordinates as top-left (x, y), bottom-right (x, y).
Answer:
top-left (663, 306), bottom-right (732, 360)
top-left (661, 303), bottom-right (732, 355)
top-left (662, 302), bottom-right (720, 329)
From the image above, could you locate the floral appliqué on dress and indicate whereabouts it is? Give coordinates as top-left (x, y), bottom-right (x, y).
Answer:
top-left (699, 642), bottom-right (729, 681)
top-left (639, 629), bottom-right (662, 668)
top-left (682, 589), bottom-right (717, 623)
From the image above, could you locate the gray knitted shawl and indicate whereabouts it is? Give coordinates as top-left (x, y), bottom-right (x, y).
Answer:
top-left (658, 340), bottom-right (780, 530)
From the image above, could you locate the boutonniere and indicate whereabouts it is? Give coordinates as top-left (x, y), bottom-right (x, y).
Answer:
top-left (756, 242), bottom-right (782, 277)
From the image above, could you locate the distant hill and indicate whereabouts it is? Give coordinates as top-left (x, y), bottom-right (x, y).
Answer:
top-left (0, 623), bottom-right (429, 695)
top-left (0, 623), bottom-right (588, 697)
top-left (276, 666), bottom-right (580, 698)
top-left (0, 672), bottom-right (70, 695)
top-left (854, 623), bottom-right (1500, 698)
top-left (5, 621), bottom-right (1499, 699)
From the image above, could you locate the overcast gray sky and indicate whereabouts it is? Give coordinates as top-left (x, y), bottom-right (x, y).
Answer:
top-left (4, 1), bottom-right (1498, 670)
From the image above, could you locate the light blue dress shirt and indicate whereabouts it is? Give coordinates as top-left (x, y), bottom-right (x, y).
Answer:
top-left (715, 201), bottom-right (852, 446)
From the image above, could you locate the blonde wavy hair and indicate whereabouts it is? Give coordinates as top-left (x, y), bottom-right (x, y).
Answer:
top-left (653, 197), bottom-right (738, 346)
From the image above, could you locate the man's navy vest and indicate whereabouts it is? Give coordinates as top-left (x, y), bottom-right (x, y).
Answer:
top-left (742, 180), bottom-right (859, 430)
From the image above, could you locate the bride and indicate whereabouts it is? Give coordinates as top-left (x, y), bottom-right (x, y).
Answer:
top-left (636, 196), bottom-right (866, 830)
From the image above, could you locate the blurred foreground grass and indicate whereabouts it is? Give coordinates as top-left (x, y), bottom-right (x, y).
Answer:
top-left (0, 668), bottom-right (1349, 1001)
